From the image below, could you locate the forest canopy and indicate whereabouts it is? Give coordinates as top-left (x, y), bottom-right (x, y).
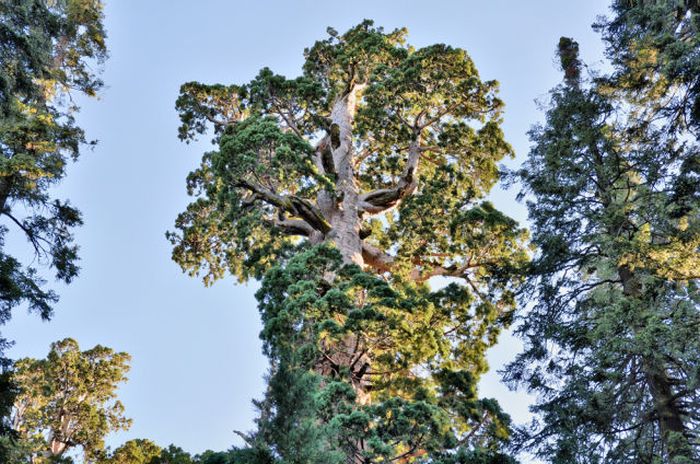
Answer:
top-left (0, 1), bottom-right (698, 464)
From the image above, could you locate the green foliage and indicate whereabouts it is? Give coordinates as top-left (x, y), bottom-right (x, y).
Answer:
top-left (595, 0), bottom-right (700, 224)
top-left (169, 20), bottom-right (526, 285)
top-left (506, 18), bottom-right (700, 464)
top-left (103, 439), bottom-right (162, 464)
top-left (95, 443), bottom-right (268, 464)
top-left (11, 338), bottom-right (131, 462)
top-left (154, 445), bottom-right (196, 464)
top-left (253, 246), bottom-right (518, 463)
top-left (595, 0), bottom-right (700, 128)
top-left (171, 20), bottom-right (527, 464)
top-left (0, 0), bottom-right (107, 359)
top-left (194, 447), bottom-right (270, 464)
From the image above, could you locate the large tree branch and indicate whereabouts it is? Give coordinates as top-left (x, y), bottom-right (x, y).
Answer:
top-left (410, 262), bottom-right (472, 282)
top-left (238, 180), bottom-right (331, 233)
top-left (264, 218), bottom-right (315, 237)
top-left (362, 243), bottom-right (394, 273)
top-left (359, 140), bottom-right (421, 215)
top-left (418, 101), bottom-right (461, 130)
top-left (270, 99), bottom-right (304, 138)
top-left (1, 210), bottom-right (49, 256)
top-left (359, 100), bottom-right (480, 216)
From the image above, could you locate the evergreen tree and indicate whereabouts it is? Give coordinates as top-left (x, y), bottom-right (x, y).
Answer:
top-left (506, 28), bottom-right (700, 464)
top-left (194, 447), bottom-right (264, 464)
top-left (170, 21), bottom-right (528, 464)
top-left (0, 0), bottom-right (107, 358)
top-left (0, 2), bottom-right (106, 455)
top-left (103, 439), bottom-right (163, 464)
top-left (11, 338), bottom-right (131, 462)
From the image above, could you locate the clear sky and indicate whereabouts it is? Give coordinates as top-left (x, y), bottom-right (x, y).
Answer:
top-left (4, 0), bottom-right (610, 456)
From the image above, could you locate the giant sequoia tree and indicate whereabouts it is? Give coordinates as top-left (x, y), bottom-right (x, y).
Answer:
top-left (170, 22), bottom-right (527, 464)
top-left (0, 0), bottom-right (107, 356)
top-left (507, 5), bottom-right (700, 462)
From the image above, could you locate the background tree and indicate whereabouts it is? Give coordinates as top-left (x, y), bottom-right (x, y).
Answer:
top-left (154, 445), bottom-right (196, 464)
top-left (170, 21), bottom-right (528, 463)
top-left (193, 448), bottom-right (263, 464)
top-left (0, 0), bottom-right (107, 359)
top-left (11, 338), bottom-right (131, 462)
top-left (97, 442), bottom-right (274, 464)
top-left (505, 30), bottom-right (700, 464)
top-left (102, 439), bottom-right (163, 464)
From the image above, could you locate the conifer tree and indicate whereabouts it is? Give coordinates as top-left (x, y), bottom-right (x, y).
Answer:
top-left (0, 2), bottom-right (107, 460)
top-left (506, 15), bottom-right (700, 463)
top-left (0, 0), bottom-right (107, 358)
top-left (170, 22), bottom-right (527, 464)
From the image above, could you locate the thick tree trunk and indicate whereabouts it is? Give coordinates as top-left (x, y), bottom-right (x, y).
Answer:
top-left (326, 89), bottom-right (364, 267)
top-left (322, 88), bottom-right (372, 463)
top-left (618, 266), bottom-right (692, 461)
top-left (642, 360), bottom-right (692, 461)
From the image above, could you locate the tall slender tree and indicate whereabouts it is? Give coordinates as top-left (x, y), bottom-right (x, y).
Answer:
top-left (170, 22), bottom-right (527, 463)
top-left (506, 27), bottom-right (699, 464)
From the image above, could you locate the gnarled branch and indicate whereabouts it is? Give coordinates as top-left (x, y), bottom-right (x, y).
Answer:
top-left (359, 141), bottom-right (421, 215)
top-left (265, 218), bottom-right (315, 237)
top-left (238, 180), bottom-right (331, 233)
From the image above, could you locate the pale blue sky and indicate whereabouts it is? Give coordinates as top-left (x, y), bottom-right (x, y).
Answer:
top-left (5, 0), bottom-right (609, 456)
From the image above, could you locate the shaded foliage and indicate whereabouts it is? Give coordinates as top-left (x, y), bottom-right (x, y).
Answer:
top-left (252, 245), bottom-right (519, 464)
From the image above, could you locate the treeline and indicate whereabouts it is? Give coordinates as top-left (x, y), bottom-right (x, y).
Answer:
top-left (0, 1), bottom-right (698, 464)
top-left (99, 441), bottom-right (259, 464)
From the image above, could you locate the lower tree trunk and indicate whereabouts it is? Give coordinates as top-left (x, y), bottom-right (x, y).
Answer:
top-left (316, 86), bottom-right (372, 463)
top-left (325, 202), bottom-right (372, 462)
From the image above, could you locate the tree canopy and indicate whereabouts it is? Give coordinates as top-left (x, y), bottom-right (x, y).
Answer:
top-left (1, 3), bottom-right (696, 464)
